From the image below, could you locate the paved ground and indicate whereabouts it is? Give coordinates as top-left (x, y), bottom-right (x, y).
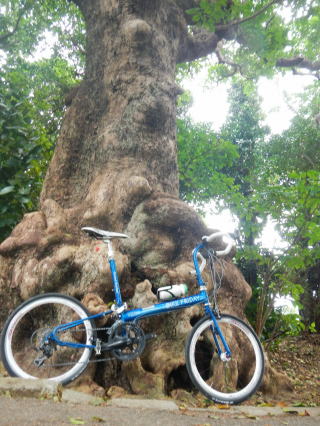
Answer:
top-left (0, 378), bottom-right (319, 425)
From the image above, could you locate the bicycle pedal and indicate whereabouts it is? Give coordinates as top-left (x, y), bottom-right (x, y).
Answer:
top-left (95, 338), bottom-right (102, 355)
top-left (145, 333), bottom-right (157, 340)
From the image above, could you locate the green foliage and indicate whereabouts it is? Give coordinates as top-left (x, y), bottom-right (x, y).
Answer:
top-left (308, 321), bottom-right (317, 333)
top-left (0, 80), bottom-right (49, 238)
top-left (284, 1), bottom-right (320, 63)
top-left (0, 57), bottom-right (79, 241)
top-left (177, 116), bottom-right (238, 207)
top-left (188, 0), bottom-right (289, 79)
top-left (178, 79), bottom-right (320, 337)
top-left (0, 57), bottom-right (76, 240)
top-left (186, 0), bottom-right (233, 32)
top-left (219, 80), bottom-right (270, 242)
top-left (0, 0), bottom-right (85, 68)
top-left (0, 1), bottom-right (82, 241)
top-left (187, 1), bottom-right (320, 81)
top-left (263, 310), bottom-right (305, 346)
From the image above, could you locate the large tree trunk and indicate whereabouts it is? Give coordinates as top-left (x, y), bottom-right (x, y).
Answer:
top-left (0, 0), bottom-right (276, 398)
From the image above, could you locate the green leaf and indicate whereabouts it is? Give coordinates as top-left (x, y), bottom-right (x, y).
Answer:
top-left (69, 418), bottom-right (85, 425)
top-left (0, 186), bottom-right (14, 196)
top-left (91, 416), bottom-right (105, 423)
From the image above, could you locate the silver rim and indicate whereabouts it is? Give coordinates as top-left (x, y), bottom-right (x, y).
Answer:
top-left (189, 317), bottom-right (263, 402)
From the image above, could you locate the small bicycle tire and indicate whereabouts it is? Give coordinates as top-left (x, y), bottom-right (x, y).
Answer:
top-left (186, 314), bottom-right (264, 404)
top-left (0, 293), bottom-right (95, 385)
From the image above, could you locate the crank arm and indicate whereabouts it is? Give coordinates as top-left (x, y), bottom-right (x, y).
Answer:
top-left (101, 338), bottom-right (132, 351)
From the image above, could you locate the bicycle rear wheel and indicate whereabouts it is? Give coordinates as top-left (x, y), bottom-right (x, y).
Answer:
top-left (186, 315), bottom-right (264, 404)
top-left (0, 293), bottom-right (95, 385)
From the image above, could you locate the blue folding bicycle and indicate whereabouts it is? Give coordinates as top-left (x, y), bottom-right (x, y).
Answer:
top-left (0, 227), bottom-right (264, 404)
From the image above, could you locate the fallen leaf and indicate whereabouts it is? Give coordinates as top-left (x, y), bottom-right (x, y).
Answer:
top-left (292, 402), bottom-right (307, 407)
top-left (276, 401), bottom-right (288, 407)
top-left (69, 417), bottom-right (85, 425)
top-left (257, 402), bottom-right (275, 407)
top-left (245, 414), bottom-right (257, 419)
top-left (179, 404), bottom-right (187, 411)
top-left (298, 410), bottom-right (310, 417)
top-left (282, 408), bottom-right (299, 415)
top-left (91, 416), bottom-right (105, 423)
top-left (215, 404), bottom-right (231, 409)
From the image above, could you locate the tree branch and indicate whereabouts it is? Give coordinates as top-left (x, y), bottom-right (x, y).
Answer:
top-left (276, 56), bottom-right (320, 71)
top-left (177, 27), bottom-right (219, 63)
top-left (0, 2), bottom-right (29, 44)
top-left (277, 57), bottom-right (320, 79)
top-left (215, 43), bottom-right (243, 77)
top-left (176, 0), bottom-right (282, 64)
top-left (215, 0), bottom-right (282, 32)
top-left (276, 57), bottom-right (320, 71)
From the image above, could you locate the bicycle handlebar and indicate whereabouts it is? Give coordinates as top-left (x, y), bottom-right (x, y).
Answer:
top-left (202, 231), bottom-right (235, 256)
top-left (190, 231), bottom-right (236, 276)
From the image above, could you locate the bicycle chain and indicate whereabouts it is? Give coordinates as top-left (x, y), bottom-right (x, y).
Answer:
top-left (43, 326), bottom-right (118, 368)
top-left (46, 355), bottom-right (117, 368)
top-left (45, 324), bottom-right (147, 367)
top-left (57, 326), bottom-right (111, 334)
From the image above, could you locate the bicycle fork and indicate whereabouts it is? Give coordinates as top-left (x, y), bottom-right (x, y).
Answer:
top-left (205, 306), bottom-right (232, 362)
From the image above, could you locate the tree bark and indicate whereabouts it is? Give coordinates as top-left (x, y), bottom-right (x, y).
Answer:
top-left (0, 0), bottom-right (273, 398)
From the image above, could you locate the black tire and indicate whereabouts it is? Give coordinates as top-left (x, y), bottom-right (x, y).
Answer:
top-left (185, 315), bottom-right (264, 404)
top-left (0, 293), bottom-right (95, 385)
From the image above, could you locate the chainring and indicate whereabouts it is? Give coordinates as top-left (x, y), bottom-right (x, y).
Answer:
top-left (109, 322), bottom-right (145, 361)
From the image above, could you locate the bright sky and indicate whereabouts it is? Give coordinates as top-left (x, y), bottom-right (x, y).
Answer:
top-left (183, 71), bottom-right (313, 134)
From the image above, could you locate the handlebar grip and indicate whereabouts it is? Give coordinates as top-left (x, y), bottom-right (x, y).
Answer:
top-left (202, 231), bottom-right (235, 256)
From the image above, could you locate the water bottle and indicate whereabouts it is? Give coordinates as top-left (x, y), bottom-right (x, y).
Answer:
top-left (157, 284), bottom-right (188, 301)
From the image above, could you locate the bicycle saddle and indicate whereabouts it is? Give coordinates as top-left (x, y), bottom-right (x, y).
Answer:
top-left (82, 227), bottom-right (129, 240)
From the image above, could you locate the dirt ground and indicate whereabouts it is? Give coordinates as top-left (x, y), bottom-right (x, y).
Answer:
top-left (265, 333), bottom-right (320, 406)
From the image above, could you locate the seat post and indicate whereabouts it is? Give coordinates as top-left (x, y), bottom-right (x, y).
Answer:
top-left (104, 239), bottom-right (114, 260)
top-left (103, 239), bottom-right (123, 307)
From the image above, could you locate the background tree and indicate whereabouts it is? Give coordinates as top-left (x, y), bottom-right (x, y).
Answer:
top-left (178, 79), bottom-right (320, 337)
top-left (0, 57), bottom-right (78, 239)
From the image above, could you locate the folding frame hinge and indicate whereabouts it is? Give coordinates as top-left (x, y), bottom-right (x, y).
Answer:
top-left (111, 303), bottom-right (127, 315)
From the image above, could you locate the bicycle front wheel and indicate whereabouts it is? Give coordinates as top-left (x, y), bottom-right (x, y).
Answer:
top-left (186, 315), bottom-right (264, 404)
top-left (0, 293), bottom-right (95, 385)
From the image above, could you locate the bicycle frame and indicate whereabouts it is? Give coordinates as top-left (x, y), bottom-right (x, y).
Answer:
top-left (49, 242), bottom-right (231, 358)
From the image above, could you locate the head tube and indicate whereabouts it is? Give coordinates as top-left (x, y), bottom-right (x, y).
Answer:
top-left (192, 243), bottom-right (206, 286)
